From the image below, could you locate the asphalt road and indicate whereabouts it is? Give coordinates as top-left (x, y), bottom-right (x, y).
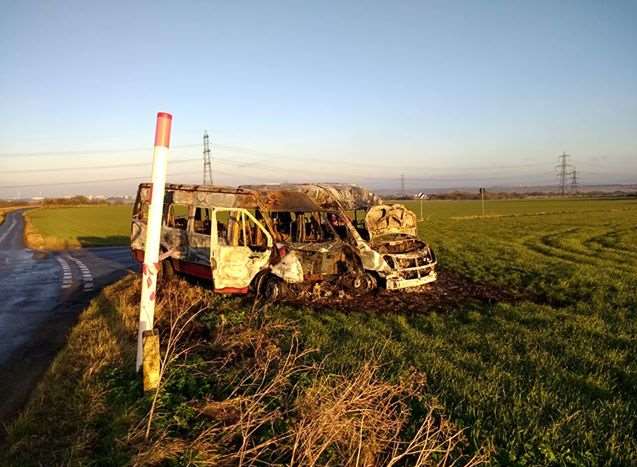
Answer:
top-left (0, 209), bottom-right (136, 424)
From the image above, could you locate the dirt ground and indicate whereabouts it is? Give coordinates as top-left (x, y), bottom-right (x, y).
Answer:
top-left (280, 270), bottom-right (519, 314)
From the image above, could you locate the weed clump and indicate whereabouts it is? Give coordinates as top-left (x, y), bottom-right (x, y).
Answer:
top-left (130, 279), bottom-right (489, 466)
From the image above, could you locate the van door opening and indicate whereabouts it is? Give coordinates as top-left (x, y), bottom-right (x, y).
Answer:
top-left (211, 208), bottom-right (272, 292)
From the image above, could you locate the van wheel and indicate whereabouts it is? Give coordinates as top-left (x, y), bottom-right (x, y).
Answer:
top-left (340, 272), bottom-right (365, 292)
top-left (363, 273), bottom-right (378, 291)
top-left (263, 275), bottom-right (287, 302)
top-left (340, 272), bottom-right (377, 293)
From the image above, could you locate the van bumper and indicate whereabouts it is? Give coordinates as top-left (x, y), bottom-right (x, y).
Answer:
top-left (385, 269), bottom-right (437, 290)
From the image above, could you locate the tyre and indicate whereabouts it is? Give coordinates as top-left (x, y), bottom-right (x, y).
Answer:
top-left (363, 273), bottom-right (378, 291)
top-left (263, 275), bottom-right (287, 302)
top-left (340, 272), bottom-right (365, 292)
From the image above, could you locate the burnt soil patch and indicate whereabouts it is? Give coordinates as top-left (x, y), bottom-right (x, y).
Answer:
top-left (280, 270), bottom-right (521, 314)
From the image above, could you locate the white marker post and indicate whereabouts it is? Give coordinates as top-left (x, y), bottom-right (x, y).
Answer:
top-left (136, 112), bottom-right (172, 372)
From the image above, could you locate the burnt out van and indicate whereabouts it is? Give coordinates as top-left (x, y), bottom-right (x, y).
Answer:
top-left (131, 184), bottom-right (273, 293)
top-left (131, 182), bottom-right (436, 297)
top-left (132, 183), bottom-right (375, 297)
top-left (241, 183), bottom-right (438, 290)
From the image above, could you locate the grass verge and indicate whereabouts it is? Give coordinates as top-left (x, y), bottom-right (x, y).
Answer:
top-left (2, 276), bottom-right (487, 466)
top-left (4, 198), bottom-right (636, 465)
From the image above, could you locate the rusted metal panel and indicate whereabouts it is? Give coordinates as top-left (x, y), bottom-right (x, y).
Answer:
top-left (365, 204), bottom-right (417, 239)
top-left (210, 208), bottom-right (273, 290)
top-left (212, 245), bottom-right (270, 289)
top-left (138, 183), bottom-right (258, 208)
top-left (241, 183), bottom-right (382, 210)
top-left (254, 189), bottom-right (323, 212)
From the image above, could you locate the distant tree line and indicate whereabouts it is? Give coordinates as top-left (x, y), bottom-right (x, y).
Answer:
top-left (0, 196), bottom-right (115, 207)
top-left (41, 196), bottom-right (106, 205)
top-left (427, 191), bottom-right (547, 200)
top-left (398, 191), bottom-right (637, 200)
top-left (0, 200), bottom-right (28, 208)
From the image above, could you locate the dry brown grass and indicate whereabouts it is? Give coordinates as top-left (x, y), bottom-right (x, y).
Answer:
top-left (291, 363), bottom-right (490, 466)
top-left (128, 282), bottom-right (490, 466)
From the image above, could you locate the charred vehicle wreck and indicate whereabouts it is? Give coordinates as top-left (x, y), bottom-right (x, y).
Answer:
top-left (131, 183), bottom-right (436, 299)
top-left (241, 183), bottom-right (437, 290)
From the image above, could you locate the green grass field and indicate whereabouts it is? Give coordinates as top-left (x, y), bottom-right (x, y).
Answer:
top-left (5, 197), bottom-right (637, 465)
top-left (282, 197), bottom-right (637, 464)
top-left (25, 204), bottom-right (132, 248)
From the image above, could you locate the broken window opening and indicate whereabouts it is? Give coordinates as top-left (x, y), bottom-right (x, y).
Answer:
top-left (343, 208), bottom-right (371, 241)
top-left (136, 202), bottom-right (149, 221)
top-left (268, 211), bottom-right (338, 243)
top-left (193, 207), bottom-right (212, 234)
top-left (354, 208), bottom-right (371, 240)
top-left (216, 209), bottom-right (268, 252)
top-left (165, 203), bottom-right (189, 230)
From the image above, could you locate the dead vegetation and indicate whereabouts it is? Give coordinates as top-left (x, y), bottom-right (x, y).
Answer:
top-left (128, 279), bottom-right (491, 466)
top-left (2, 275), bottom-right (490, 466)
top-left (289, 364), bottom-right (490, 467)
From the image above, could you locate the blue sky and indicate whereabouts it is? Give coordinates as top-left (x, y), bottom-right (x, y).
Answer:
top-left (1, 0), bottom-right (636, 196)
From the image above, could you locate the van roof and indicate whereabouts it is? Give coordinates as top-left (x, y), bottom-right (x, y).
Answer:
top-left (240, 183), bottom-right (383, 210)
top-left (137, 183), bottom-right (257, 209)
top-left (253, 189), bottom-right (323, 212)
top-left (139, 182), bottom-right (251, 195)
top-left (137, 182), bottom-right (324, 211)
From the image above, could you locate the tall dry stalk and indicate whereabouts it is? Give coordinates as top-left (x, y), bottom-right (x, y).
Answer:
top-left (290, 361), bottom-right (491, 467)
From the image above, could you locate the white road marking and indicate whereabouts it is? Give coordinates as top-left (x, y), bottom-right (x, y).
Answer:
top-left (0, 219), bottom-right (17, 245)
top-left (55, 256), bottom-right (73, 289)
top-left (66, 255), bottom-right (94, 291)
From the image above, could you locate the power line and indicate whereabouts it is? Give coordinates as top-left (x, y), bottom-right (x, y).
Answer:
top-left (1, 139), bottom-right (598, 189)
top-left (214, 143), bottom-right (547, 172)
top-left (0, 169), bottom-right (237, 189)
top-left (1, 160), bottom-right (561, 187)
top-left (2, 157), bottom-right (201, 174)
top-left (0, 172), bottom-right (197, 189)
top-left (1, 146), bottom-right (562, 186)
top-left (1, 140), bottom-right (563, 175)
top-left (0, 144), bottom-right (201, 158)
top-left (0, 164), bottom-right (295, 189)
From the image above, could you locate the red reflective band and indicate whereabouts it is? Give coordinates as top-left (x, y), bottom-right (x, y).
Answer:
top-left (154, 112), bottom-right (173, 148)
